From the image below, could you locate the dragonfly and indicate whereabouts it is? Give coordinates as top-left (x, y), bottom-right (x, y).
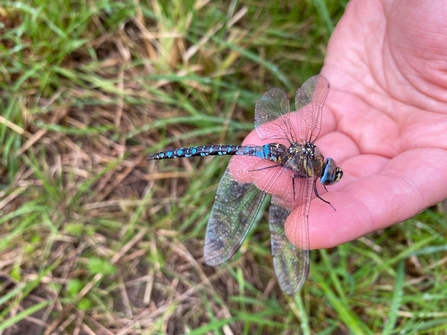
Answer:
top-left (148, 74), bottom-right (343, 294)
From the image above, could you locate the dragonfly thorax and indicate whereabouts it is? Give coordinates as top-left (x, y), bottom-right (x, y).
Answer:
top-left (281, 142), bottom-right (343, 187)
top-left (279, 142), bottom-right (324, 178)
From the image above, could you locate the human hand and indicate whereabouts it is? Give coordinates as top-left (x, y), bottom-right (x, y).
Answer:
top-left (240, 0), bottom-right (447, 249)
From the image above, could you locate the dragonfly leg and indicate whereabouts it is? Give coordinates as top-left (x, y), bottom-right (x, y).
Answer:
top-left (313, 179), bottom-right (336, 211)
top-left (247, 163), bottom-right (282, 173)
top-left (292, 176), bottom-right (297, 201)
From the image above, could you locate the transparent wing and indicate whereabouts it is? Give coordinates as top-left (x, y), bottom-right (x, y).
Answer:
top-left (270, 158), bottom-right (314, 294)
top-left (204, 151), bottom-right (293, 266)
top-left (269, 202), bottom-right (309, 294)
top-left (204, 163), bottom-right (267, 266)
top-left (254, 88), bottom-right (295, 142)
top-left (294, 74), bottom-right (329, 143)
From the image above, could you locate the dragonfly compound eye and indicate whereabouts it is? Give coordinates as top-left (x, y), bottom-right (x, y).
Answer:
top-left (320, 157), bottom-right (343, 185)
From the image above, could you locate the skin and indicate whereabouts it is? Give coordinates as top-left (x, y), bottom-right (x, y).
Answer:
top-left (238, 0), bottom-right (447, 249)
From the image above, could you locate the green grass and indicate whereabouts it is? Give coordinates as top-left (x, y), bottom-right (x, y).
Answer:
top-left (1, 0), bottom-right (447, 334)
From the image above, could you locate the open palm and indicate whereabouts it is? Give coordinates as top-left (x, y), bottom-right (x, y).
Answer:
top-left (243, 0), bottom-right (447, 249)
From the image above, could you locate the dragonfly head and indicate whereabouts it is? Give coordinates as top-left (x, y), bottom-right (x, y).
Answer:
top-left (320, 157), bottom-right (343, 186)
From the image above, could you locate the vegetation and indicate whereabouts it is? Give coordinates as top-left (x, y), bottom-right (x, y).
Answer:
top-left (1, 0), bottom-right (446, 333)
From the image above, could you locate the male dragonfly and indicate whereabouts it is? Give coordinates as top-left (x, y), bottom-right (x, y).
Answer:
top-left (148, 75), bottom-right (343, 294)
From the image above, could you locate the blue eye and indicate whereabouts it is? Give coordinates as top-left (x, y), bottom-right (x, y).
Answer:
top-left (320, 157), bottom-right (343, 185)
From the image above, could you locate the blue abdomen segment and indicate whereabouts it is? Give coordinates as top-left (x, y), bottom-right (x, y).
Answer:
top-left (236, 143), bottom-right (288, 163)
top-left (148, 145), bottom-right (243, 160)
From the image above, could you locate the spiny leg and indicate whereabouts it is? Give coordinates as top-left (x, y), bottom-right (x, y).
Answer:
top-left (312, 179), bottom-right (336, 211)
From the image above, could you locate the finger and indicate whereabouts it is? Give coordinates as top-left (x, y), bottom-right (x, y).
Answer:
top-left (286, 148), bottom-right (447, 249)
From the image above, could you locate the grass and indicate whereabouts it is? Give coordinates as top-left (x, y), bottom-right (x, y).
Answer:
top-left (1, 0), bottom-right (447, 334)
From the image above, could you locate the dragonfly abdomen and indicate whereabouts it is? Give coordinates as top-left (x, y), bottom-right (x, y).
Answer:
top-left (148, 145), bottom-right (243, 160)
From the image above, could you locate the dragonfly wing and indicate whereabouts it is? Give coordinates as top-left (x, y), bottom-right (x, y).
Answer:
top-left (254, 88), bottom-right (295, 142)
top-left (204, 162), bottom-right (267, 266)
top-left (294, 74), bottom-right (329, 143)
top-left (270, 163), bottom-right (313, 294)
top-left (269, 201), bottom-right (310, 295)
